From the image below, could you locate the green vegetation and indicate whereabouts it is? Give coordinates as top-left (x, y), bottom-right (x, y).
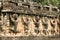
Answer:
top-left (32, 0), bottom-right (60, 6)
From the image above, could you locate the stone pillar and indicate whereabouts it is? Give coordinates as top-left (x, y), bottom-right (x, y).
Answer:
top-left (39, 18), bottom-right (45, 35)
top-left (21, 16), bottom-right (29, 35)
top-left (28, 17), bottom-right (36, 35)
top-left (16, 16), bottom-right (25, 35)
top-left (47, 19), bottom-right (53, 35)
top-left (54, 18), bottom-right (60, 35)
top-left (32, 17), bottom-right (38, 35)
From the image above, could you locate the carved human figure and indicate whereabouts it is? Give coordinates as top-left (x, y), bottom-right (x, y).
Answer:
top-left (10, 14), bottom-right (18, 32)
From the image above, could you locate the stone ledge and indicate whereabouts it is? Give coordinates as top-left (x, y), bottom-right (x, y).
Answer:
top-left (0, 36), bottom-right (60, 40)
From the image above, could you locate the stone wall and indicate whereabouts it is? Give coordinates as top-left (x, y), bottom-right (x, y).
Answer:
top-left (0, 0), bottom-right (60, 37)
top-left (0, 13), bottom-right (60, 36)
